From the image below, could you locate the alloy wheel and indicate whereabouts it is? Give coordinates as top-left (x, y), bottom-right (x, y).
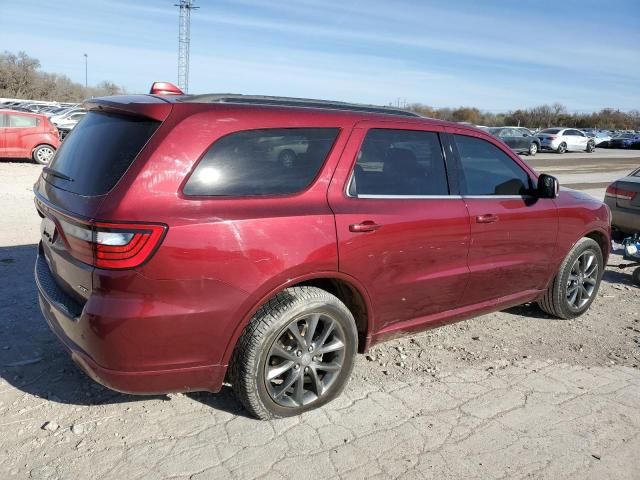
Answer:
top-left (264, 313), bottom-right (345, 407)
top-left (566, 251), bottom-right (598, 309)
top-left (36, 147), bottom-right (54, 164)
top-left (529, 143), bottom-right (538, 155)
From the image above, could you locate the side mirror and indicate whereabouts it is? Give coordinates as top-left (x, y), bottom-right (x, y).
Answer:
top-left (537, 174), bottom-right (559, 199)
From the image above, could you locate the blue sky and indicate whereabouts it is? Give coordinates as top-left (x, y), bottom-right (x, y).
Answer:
top-left (1, 0), bottom-right (638, 111)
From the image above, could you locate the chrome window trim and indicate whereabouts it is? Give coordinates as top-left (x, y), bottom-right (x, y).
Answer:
top-left (352, 194), bottom-right (463, 199)
top-left (463, 195), bottom-right (535, 199)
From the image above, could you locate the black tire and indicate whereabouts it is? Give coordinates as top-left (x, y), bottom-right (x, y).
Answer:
top-left (586, 141), bottom-right (595, 153)
top-left (633, 268), bottom-right (640, 286)
top-left (538, 238), bottom-right (603, 319)
top-left (528, 142), bottom-right (538, 156)
top-left (556, 142), bottom-right (567, 154)
top-left (32, 144), bottom-right (56, 165)
top-left (229, 286), bottom-right (358, 420)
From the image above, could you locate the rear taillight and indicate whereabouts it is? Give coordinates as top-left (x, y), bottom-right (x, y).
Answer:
top-left (57, 217), bottom-right (166, 269)
top-left (605, 183), bottom-right (637, 201)
top-left (547, 135), bottom-right (557, 140)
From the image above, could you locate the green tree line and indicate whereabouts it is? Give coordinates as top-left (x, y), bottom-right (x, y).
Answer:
top-left (407, 102), bottom-right (640, 130)
top-left (0, 51), bottom-right (125, 102)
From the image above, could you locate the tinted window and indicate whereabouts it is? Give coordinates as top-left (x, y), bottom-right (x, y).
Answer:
top-left (184, 128), bottom-right (339, 196)
top-left (46, 111), bottom-right (159, 196)
top-left (455, 135), bottom-right (532, 196)
top-left (540, 128), bottom-right (561, 134)
top-left (8, 115), bottom-right (38, 127)
top-left (349, 129), bottom-right (448, 196)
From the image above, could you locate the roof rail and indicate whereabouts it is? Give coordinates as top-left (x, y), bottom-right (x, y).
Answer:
top-left (177, 93), bottom-right (420, 117)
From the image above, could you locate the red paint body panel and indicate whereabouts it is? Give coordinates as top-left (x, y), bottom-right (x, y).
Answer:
top-left (34, 97), bottom-right (610, 394)
top-left (0, 110), bottom-right (60, 159)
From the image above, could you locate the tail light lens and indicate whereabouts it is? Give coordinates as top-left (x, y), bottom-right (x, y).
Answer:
top-left (57, 217), bottom-right (166, 269)
top-left (547, 135), bottom-right (557, 140)
top-left (605, 183), bottom-right (637, 201)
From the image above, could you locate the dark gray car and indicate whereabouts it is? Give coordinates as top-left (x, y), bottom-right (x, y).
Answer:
top-left (605, 167), bottom-right (640, 239)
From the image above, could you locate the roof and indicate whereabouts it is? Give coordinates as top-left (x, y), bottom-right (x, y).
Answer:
top-left (175, 93), bottom-right (420, 118)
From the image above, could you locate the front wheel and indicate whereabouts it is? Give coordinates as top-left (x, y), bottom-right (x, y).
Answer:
top-left (528, 142), bottom-right (538, 156)
top-left (229, 286), bottom-right (358, 419)
top-left (537, 237), bottom-right (603, 319)
top-left (556, 142), bottom-right (567, 154)
top-left (32, 144), bottom-right (56, 165)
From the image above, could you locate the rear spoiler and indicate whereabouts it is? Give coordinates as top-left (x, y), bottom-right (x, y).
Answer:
top-left (83, 95), bottom-right (173, 122)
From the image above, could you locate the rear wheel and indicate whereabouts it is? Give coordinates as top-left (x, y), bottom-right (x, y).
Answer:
top-left (32, 144), bottom-right (56, 165)
top-left (586, 141), bottom-right (595, 153)
top-left (538, 238), bottom-right (603, 319)
top-left (278, 149), bottom-right (296, 167)
top-left (556, 142), bottom-right (567, 154)
top-left (229, 286), bottom-right (358, 420)
top-left (528, 142), bottom-right (538, 156)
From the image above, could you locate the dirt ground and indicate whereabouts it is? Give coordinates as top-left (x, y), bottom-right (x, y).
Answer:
top-left (1, 159), bottom-right (639, 479)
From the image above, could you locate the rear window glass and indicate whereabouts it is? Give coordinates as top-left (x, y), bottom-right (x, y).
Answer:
top-left (45, 111), bottom-right (159, 196)
top-left (540, 128), bottom-right (561, 134)
top-left (184, 128), bottom-right (339, 196)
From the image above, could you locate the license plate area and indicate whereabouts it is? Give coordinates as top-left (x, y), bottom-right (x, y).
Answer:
top-left (41, 216), bottom-right (57, 245)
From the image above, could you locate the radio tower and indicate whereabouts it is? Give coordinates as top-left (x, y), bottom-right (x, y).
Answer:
top-left (175, 0), bottom-right (198, 93)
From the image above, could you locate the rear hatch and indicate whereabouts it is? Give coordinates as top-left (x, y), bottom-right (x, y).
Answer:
top-left (34, 96), bottom-right (171, 311)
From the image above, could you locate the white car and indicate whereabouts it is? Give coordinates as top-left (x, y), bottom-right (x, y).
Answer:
top-left (536, 128), bottom-right (596, 154)
top-left (52, 110), bottom-right (87, 130)
top-left (589, 131), bottom-right (612, 146)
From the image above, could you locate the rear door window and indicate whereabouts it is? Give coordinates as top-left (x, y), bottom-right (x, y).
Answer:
top-left (348, 129), bottom-right (449, 197)
top-left (454, 134), bottom-right (533, 196)
top-left (184, 128), bottom-right (339, 196)
top-left (45, 111), bottom-right (160, 196)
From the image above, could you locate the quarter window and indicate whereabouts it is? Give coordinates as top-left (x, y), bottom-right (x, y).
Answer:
top-left (184, 128), bottom-right (339, 196)
top-left (8, 115), bottom-right (38, 128)
top-left (454, 135), bottom-right (532, 196)
top-left (349, 129), bottom-right (449, 197)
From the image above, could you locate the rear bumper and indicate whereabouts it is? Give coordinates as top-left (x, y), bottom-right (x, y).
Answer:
top-left (35, 248), bottom-right (226, 394)
top-left (610, 206), bottom-right (640, 234)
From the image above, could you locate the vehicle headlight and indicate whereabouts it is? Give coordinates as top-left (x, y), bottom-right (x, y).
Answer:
top-left (625, 243), bottom-right (638, 256)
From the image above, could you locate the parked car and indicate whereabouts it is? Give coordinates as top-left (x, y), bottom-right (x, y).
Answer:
top-left (605, 168), bottom-right (640, 240)
top-left (587, 131), bottom-right (612, 147)
top-left (49, 107), bottom-right (85, 126)
top-left (609, 133), bottom-right (640, 149)
top-left (34, 87), bottom-right (610, 419)
top-left (488, 127), bottom-right (541, 155)
top-left (52, 110), bottom-right (87, 130)
top-left (536, 128), bottom-right (596, 153)
top-left (0, 110), bottom-right (60, 164)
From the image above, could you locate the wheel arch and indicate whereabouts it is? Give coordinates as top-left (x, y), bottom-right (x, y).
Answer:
top-left (221, 272), bottom-right (374, 368)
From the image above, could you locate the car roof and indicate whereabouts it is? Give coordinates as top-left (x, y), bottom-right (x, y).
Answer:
top-left (0, 108), bottom-right (43, 117)
top-left (87, 93), bottom-right (480, 131)
top-left (174, 93), bottom-right (421, 118)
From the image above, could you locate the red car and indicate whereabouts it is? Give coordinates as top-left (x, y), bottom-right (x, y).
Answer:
top-left (34, 88), bottom-right (610, 419)
top-left (0, 109), bottom-right (60, 164)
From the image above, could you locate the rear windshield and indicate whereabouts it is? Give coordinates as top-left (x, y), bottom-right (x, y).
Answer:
top-left (45, 111), bottom-right (159, 196)
top-left (183, 128), bottom-right (339, 196)
top-left (539, 128), bottom-right (561, 134)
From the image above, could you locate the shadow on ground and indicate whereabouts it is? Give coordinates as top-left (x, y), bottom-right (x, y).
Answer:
top-left (0, 244), bottom-right (245, 416)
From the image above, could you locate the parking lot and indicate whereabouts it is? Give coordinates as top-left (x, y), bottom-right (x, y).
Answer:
top-left (1, 152), bottom-right (639, 479)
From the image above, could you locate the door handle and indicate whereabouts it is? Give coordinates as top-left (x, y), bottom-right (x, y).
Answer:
top-left (349, 221), bottom-right (381, 233)
top-left (476, 214), bottom-right (499, 224)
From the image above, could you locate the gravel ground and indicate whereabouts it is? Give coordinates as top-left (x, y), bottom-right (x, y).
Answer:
top-left (1, 159), bottom-right (639, 479)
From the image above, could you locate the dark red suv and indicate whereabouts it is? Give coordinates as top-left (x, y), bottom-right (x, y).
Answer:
top-left (34, 91), bottom-right (610, 419)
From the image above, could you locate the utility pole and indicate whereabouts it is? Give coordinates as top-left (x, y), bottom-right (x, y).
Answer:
top-left (83, 53), bottom-right (88, 88)
top-left (175, 0), bottom-right (198, 93)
